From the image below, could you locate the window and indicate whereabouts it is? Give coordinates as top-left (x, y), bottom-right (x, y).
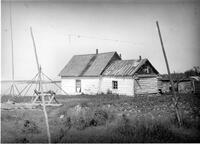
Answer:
top-left (76, 80), bottom-right (81, 92)
top-left (144, 66), bottom-right (150, 74)
top-left (112, 81), bottom-right (118, 89)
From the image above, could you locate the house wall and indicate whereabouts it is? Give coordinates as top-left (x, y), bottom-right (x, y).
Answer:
top-left (159, 80), bottom-right (194, 93)
top-left (61, 78), bottom-right (76, 94)
top-left (61, 77), bottom-right (99, 95)
top-left (194, 81), bottom-right (200, 93)
top-left (178, 81), bottom-right (193, 93)
top-left (159, 81), bottom-right (171, 93)
top-left (100, 77), bottom-right (134, 96)
top-left (134, 77), bottom-right (159, 94)
top-left (61, 76), bottom-right (158, 96)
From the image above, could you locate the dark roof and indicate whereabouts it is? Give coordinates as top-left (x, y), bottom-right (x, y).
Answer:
top-left (59, 52), bottom-right (121, 77)
top-left (102, 59), bottom-right (149, 76)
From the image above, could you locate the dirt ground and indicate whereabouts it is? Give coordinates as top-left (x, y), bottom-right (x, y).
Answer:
top-left (1, 93), bottom-right (200, 143)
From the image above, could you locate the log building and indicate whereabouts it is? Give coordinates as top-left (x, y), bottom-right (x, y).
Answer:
top-left (59, 50), bottom-right (160, 96)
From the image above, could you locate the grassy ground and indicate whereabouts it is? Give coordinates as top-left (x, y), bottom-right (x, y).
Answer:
top-left (1, 93), bottom-right (200, 143)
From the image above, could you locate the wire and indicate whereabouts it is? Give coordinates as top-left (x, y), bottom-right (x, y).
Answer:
top-left (47, 25), bottom-right (142, 46)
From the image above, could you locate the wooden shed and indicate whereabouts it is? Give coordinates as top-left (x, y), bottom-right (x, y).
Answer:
top-left (59, 51), bottom-right (160, 96)
top-left (159, 75), bottom-right (200, 94)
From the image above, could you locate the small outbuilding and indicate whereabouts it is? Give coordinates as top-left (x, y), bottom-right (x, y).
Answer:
top-left (59, 50), bottom-right (160, 96)
top-left (159, 74), bottom-right (200, 94)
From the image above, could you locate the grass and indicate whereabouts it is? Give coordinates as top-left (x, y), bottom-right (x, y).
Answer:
top-left (1, 93), bottom-right (200, 143)
top-left (55, 112), bottom-right (200, 143)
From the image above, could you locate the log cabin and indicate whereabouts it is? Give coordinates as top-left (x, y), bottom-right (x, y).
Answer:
top-left (59, 50), bottom-right (160, 96)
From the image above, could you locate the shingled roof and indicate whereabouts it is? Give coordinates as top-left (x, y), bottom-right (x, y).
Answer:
top-left (102, 59), bottom-right (148, 76)
top-left (59, 52), bottom-right (121, 77)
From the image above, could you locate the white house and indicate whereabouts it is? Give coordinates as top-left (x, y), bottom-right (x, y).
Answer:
top-left (59, 50), bottom-right (159, 96)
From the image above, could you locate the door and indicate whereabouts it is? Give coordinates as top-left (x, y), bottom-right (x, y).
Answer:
top-left (76, 80), bottom-right (81, 93)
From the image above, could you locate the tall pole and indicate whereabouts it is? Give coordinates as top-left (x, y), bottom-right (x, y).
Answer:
top-left (30, 27), bottom-right (40, 72)
top-left (156, 21), bottom-right (182, 126)
top-left (30, 28), bottom-right (51, 143)
top-left (8, 1), bottom-right (21, 96)
top-left (40, 66), bottom-right (51, 143)
top-left (30, 27), bottom-right (41, 91)
top-left (9, 1), bottom-right (15, 96)
top-left (9, 1), bottom-right (14, 82)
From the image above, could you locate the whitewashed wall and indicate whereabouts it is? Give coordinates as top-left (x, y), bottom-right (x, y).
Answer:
top-left (61, 76), bottom-right (135, 96)
top-left (81, 78), bottom-right (99, 94)
top-left (100, 77), bottom-right (134, 96)
top-left (61, 78), bottom-right (76, 95)
top-left (61, 77), bottom-right (99, 95)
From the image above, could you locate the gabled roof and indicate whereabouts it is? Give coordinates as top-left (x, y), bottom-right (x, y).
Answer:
top-left (102, 59), bottom-right (158, 76)
top-left (59, 52), bottom-right (121, 77)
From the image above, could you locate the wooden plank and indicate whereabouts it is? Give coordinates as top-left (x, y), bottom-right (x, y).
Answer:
top-left (135, 77), bottom-right (159, 94)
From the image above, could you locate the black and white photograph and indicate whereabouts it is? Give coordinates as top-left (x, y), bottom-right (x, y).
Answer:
top-left (1, 0), bottom-right (200, 143)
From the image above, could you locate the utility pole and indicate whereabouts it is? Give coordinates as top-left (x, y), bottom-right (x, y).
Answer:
top-left (156, 21), bottom-right (182, 127)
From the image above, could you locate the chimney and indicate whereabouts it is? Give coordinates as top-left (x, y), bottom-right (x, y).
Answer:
top-left (96, 49), bottom-right (98, 54)
top-left (139, 55), bottom-right (142, 61)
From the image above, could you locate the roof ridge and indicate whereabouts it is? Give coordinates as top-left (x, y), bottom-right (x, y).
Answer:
top-left (74, 51), bottom-right (116, 56)
top-left (113, 58), bottom-right (147, 61)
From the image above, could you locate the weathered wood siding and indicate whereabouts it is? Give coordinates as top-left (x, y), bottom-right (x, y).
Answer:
top-left (134, 77), bottom-right (159, 94)
top-left (194, 81), bottom-right (200, 93)
top-left (61, 77), bottom-right (99, 95)
top-left (178, 81), bottom-right (193, 93)
top-left (159, 81), bottom-right (171, 93)
top-left (101, 77), bottom-right (134, 96)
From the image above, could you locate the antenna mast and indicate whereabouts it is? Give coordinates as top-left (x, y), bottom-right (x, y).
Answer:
top-left (7, 0), bottom-right (20, 96)
top-left (10, 1), bottom-right (14, 81)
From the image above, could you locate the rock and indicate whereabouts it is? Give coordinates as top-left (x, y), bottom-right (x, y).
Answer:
top-left (60, 115), bottom-right (64, 119)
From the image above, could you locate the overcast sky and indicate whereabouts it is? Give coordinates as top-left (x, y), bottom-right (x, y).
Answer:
top-left (1, 0), bottom-right (200, 80)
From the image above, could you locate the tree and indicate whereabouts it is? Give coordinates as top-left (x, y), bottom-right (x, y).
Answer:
top-left (185, 66), bottom-right (200, 77)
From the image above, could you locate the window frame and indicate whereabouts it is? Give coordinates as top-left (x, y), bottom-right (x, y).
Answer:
top-left (112, 80), bottom-right (118, 89)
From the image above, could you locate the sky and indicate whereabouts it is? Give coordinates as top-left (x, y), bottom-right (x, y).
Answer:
top-left (1, 0), bottom-right (200, 80)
